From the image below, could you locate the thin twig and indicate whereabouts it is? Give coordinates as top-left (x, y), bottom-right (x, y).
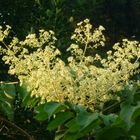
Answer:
top-left (0, 116), bottom-right (35, 140)
top-left (0, 81), bottom-right (18, 85)
top-left (1, 41), bottom-right (9, 50)
top-left (102, 99), bottom-right (124, 113)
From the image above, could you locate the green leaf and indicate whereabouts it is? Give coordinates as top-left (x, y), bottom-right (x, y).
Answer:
top-left (0, 82), bottom-right (16, 120)
top-left (64, 112), bottom-right (101, 140)
top-left (34, 112), bottom-right (48, 121)
top-left (17, 85), bottom-right (30, 104)
top-left (0, 83), bottom-right (16, 102)
top-left (64, 101), bottom-right (86, 113)
top-left (63, 133), bottom-right (78, 140)
top-left (129, 118), bottom-right (140, 137)
top-left (35, 103), bottom-right (46, 113)
top-left (44, 102), bottom-right (65, 119)
top-left (17, 84), bottom-right (39, 108)
top-left (76, 112), bottom-right (99, 130)
top-left (120, 102), bottom-right (134, 129)
top-left (55, 133), bottom-right (65, 140)
top-left (96, 118), bottom-right (127, 140)
top-left (120, 102), bottom-right (140, 129)
top-left (0, 100), bottom-right (14, 120)
top-left (35, 102), bottom-right (66, 121)
top-left (26, 96), bottom-right (39, 108)
top-left (0, 83), bottom-right (15, 97)
top-left (101, 114), bottom-right (118, 126)
top-left (96, 126), bottom-right (125, 140)
top-left (65, 118), bottom-right (80, 133)
top-left (74, 112), bottom-right (101, 139)
top-left (47, 112), bottom-right (74, 131)
top-left (131, 105), bottom-right (140, 122)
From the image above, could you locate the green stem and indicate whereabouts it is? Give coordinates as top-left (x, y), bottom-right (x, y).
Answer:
top-left (81, 42), bottom-right (88, 63)
top-left (81, 30), bottom-right (90, 63)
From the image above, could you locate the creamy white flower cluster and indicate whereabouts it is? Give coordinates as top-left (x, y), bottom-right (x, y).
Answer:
top-left (0, 19), bottom-right (140, 110)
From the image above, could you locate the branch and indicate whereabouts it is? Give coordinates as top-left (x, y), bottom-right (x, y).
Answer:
top-left (102, 99), bottom-right (124, 113)
top-left (0, 116), bottom-right (35, 140)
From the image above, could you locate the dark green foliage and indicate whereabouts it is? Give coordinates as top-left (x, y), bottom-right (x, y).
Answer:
top-left (0, 82), bottom-right (16, 120)
top-left (32, 83), bottom-right (140, 139)
top-left (0, 0), bottom-right (140, 44)
top-left (0, 73), bottom-right (140, 139)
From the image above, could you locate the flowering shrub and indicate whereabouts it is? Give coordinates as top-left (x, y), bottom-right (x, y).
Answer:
top-left (0, 19), bottom-right (140, 110)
